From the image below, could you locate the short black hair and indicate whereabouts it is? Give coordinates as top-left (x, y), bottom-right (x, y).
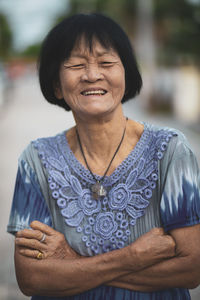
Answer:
top-left (38, 13), bottom-right (142, 111)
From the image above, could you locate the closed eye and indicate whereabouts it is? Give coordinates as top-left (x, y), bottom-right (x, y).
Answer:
top-left (71, 64), bottom-right (85, 69)
top-left (100, 62), bottom-right (114, 67)
top-left (64, 64), bottom-right (85, 69)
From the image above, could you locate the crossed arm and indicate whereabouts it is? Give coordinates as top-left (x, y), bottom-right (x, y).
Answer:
top-left (15, 221), bottom-right (200, 297)
top-left (108, 225), bottom-right (200, 291)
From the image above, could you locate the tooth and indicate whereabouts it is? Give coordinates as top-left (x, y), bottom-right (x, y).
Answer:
top-left (83, 90), bottom-right (105, 95)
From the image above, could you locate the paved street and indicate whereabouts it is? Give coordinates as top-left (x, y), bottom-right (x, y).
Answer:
top-left (0, 71), bottom-right (200, 299)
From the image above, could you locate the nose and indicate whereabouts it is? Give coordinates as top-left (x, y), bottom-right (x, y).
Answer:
top-left (81, 63), bottom-right (103, 82)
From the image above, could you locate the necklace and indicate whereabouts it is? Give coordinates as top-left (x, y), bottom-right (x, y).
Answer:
top-left (76, 117), bottom-right (128, 199)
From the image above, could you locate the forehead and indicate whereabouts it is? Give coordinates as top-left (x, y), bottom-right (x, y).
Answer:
top-left (69, 37), bottom-right (119, 58)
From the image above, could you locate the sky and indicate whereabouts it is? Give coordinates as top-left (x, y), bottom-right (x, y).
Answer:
top-left (0, 0), bottom-right (69, 51)
top-left (0, 0), bottom-right (199, 52)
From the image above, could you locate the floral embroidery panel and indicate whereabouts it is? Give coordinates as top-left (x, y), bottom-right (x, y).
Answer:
top-left (33, 125), bottom-right (177, 255)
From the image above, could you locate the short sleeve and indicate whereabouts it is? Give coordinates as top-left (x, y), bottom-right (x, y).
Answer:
top-left (7, 158), bottom-right (52, 235)
top-left (160, 137), bottom-right (200, 232)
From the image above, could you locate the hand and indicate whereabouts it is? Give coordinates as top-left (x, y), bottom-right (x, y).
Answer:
top-left (130, 227), bottom-right (176, 268)
top-left (15, 220), bottom-right (80, 260)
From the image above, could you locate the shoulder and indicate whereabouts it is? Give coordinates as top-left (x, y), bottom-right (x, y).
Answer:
top-left (145, 122), bottom-right (185, 140)
top-left (144, 123), bottom-right (200, 186)
top-left (32, 131), bottom-right (66, 150)
top-left (145, 122), bottom-right (192, 159)
top-left (19, 131), bottom-right (67, 170)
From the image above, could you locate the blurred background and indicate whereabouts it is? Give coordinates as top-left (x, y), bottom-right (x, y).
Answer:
top-left (0, 0), bottom-right (200, 299)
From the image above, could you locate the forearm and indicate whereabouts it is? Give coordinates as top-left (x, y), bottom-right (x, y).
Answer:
top-left (108, 225), bottom-right (200, 292)
top-left (15, 244), bottom-right (135, 297)
top-left (15, 226), bottom-right (176, 296)
top-left (108, 255), bottom-right (199, 292)
top-left (15, 237), bottom-right (174, 298)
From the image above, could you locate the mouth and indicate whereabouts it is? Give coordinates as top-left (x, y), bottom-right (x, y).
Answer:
top-left (81, 89), bottom-right (107, 96)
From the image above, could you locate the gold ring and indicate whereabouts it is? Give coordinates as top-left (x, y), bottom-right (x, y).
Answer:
top-left (37, 252), bottom-right (43, 260)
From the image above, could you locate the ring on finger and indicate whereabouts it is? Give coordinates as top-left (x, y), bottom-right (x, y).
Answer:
top-left (40, 233), bottom-right (46, 243)
top-left (36, 251), bottom-right (43, 260)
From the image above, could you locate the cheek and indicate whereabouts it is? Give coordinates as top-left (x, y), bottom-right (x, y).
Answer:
top-left (112, 69), bottom-right (126, 94)
top-left (59, 69), bottom-right (79, 95)
top-left (60, 77), bottom-right (74, 94)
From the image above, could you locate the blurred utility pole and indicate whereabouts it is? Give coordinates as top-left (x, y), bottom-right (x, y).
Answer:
top-left (0, 12), bottom-right (13, 107)
top-left (136, 0), bottom-right (156, 70)
top-left (135, 0), bottom-right (157, 109)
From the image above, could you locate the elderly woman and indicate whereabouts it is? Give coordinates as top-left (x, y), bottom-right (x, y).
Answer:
top-left (7, 13), bottom-right (200, 300)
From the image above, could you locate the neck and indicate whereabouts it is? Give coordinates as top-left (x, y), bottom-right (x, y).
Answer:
top-left (66, 107), bottom-right (144, 177)
top-left (73, 107), bottom-right (126, 159)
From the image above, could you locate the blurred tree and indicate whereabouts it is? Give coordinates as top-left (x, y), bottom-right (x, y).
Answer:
top-left (0, 12), bottom-right (13, 59)
top-left (56, 0), bottom-right (200, 65)
top-left (153, 0), bottom-right (200, 65)
top-left (55, 0), bottom-right (137, 37)
top-left (21, 43), bottom-right (41, 58)
top-left (15, 0), bottom-right (200, 66)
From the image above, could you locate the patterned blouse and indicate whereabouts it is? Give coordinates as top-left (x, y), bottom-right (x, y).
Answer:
top-left (7, 122), bottom-right (200, 300)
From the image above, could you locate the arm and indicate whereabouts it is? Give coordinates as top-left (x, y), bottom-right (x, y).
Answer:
top-left (108, 224), bottom-right (200, 291)
top-left (15, 241), bottom-right (132, 297)
top-left (15, 221), bottom-right (175, 296)
top-left (111, 135), bottom-right (200, 291)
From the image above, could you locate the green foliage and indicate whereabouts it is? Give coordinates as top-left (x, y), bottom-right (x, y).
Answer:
top-left (55, 0), bottom-right (137, 36)
top-left (0, 13), bottom-right (13, 59)
top-left (153, 0), bottom-right (200, 64)
top-left (20, 43), bottom-right (41, 58)
top-left (16, 0), bottom-right (200, 64)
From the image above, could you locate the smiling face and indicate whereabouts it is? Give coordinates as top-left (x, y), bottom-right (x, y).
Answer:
top-left (55, 38), bottom-right (126, 120)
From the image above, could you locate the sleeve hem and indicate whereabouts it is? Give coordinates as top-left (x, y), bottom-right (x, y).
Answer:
top-left (7, 224), bottom-right (30, 235)
top-left (163, 218), bottom-right (200, 232)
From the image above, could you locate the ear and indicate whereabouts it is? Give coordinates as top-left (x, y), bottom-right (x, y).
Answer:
top-left (54, 82), bottom-right (63, 99)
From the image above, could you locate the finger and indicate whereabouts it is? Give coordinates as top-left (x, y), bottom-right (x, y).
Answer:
top-left (19, 248), bottom-right (46, 259)
top-left (16, 229), bottom-right (30, 238)
top-left (16, 229), bottom-right (46, 242)
top-left (15, 237), bottom-right (47, 251)
top-left (151, 227), bottom-right (165, 236)
top-left (30, 221), bottom-right (55, 236)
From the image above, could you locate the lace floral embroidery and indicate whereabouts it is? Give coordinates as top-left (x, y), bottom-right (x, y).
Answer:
top-left (33, 125), bottom-right (177, 254)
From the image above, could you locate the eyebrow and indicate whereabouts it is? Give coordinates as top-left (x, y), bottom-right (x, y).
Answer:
top-left (69, 50), bottom-right (116, 59)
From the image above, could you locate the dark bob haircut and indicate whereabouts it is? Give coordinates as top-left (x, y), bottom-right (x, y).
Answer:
top-left (38, 13), bottom-right (142, 111)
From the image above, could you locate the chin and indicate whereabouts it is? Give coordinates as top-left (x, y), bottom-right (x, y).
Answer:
top-left (78, 104), bottom-right (115, 117)
top-left (85, 107), bottom-right (116, 118)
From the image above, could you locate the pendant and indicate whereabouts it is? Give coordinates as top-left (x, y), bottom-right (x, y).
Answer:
top-left (91, 182), bottom-right (107, 199)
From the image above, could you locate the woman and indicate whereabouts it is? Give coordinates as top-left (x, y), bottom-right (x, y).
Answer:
top-left (7, 13), bottom-right (200, 299)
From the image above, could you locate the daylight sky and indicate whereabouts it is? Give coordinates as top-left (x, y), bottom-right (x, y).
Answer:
top-left (0, 0), bottom-right (199, 51)
top-left (0, 0), bottom-right (69, 50)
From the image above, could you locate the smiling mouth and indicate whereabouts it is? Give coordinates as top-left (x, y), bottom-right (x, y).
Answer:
top-left (81, 89), bottom-right (107, 96)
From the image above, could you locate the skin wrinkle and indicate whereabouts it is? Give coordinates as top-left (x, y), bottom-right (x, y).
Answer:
top-left (13, 31), bottom-right (200, 299)
top-left (55, 37), bottom-right (144, 176)
top-left (56, 39), bottom-right (125, 120)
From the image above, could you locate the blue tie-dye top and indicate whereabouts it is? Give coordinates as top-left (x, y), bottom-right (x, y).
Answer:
top-left (7, 122), bottom-right (200, 300)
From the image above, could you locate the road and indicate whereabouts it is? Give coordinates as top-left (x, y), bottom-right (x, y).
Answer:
top-left (0, 71), bottom-right (200, 299)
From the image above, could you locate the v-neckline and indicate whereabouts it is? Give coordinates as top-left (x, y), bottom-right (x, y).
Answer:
top-left (60, 122), bottom-right (150, 184)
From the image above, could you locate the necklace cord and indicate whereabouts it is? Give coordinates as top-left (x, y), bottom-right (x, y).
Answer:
top-left (76, 117), bottom-right (128, 183)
